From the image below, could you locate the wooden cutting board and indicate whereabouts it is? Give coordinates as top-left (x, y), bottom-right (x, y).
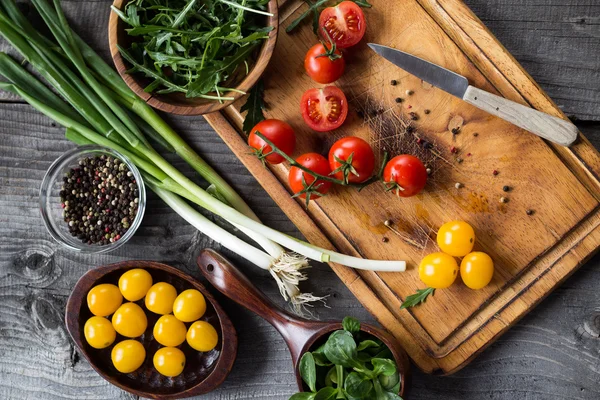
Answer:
top-left (204, 0), bottom-right (600, 374)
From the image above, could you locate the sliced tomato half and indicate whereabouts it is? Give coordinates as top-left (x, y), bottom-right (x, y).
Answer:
top-left (319, 1), bottom-right (367, 49)
top-left (300, 86), bottom-right (348, 132)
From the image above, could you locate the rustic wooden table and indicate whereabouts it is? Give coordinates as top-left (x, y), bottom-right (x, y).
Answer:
top-left (1, 1), bottom-right (599, 399)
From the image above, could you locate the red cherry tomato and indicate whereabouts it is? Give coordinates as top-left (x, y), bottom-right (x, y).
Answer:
top-left (300, 86), bottom-right (348, 132)
top-left (288, 153), bottom-right (333, 200)
top-left (328, 137), bottom-right (375, 184)
top-left (383, 155), bottom-right (427, 197)
top-left (319, 1), bottom-right (367, 49)
top-left (304, 42), bottom-right (345, 84)
top-left (247, 119), bottom-right (296, 164)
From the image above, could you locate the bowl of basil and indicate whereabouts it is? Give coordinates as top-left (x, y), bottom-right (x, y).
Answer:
top-left (109, 0), bottom-right (278, 115)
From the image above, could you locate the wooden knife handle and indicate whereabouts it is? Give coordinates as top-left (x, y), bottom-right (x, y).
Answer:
top-left (463, 86), bottom-right (578, 146)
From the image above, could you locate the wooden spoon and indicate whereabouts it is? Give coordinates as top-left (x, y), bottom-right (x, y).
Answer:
top-left (197, 249), bottom-right (411, 397)
top-left (65, 260), bottom-right (237, 399)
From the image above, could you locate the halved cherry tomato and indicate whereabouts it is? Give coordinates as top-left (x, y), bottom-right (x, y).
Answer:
top-left (248, 119), bottom-right (296, 164)
top-left (300, 86), bottom-right (348, 132)
top-left (328, 137), bottom-right (375, 184)
top-left (289, 153), bottom-right (333, 200)
top-left (319, 1), bottom-right (367, 49)
top-left (304, 42), bottom-right (345, 84)
top-left (383, 155), bottom-right (427, 197)
top-left (437, 221), bottom-right (475, 257)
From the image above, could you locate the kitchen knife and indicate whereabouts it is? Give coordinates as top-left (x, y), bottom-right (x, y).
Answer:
top-left (368, 43), bottom-right (578, 146)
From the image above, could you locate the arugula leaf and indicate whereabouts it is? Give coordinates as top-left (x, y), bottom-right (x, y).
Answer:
top-left (300, 352), bottom-right (317, 392)
top-left (285, 0), bottom-right (372, 34)
top-left (240, 79), bottom-right (266, 133)
top-left (400, 287), bottom-right (435, 309)
top-left (114, 0), bottom-right (271, 99)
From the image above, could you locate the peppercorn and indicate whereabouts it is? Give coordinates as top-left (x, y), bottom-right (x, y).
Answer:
top-left (450, 146), bottom-right (458, 154)
top-left (455, 182), bottom-right (463, 189)
top-left (493, 170), bottom-right (499, 176)
top-left (473, 132), bottom-right (479, 137)
top-left (451, 127), bottom-right (460, 135)
top-left (499, 197), bottom-right (508, 203)
top-left (409, 112), bottom-right (418, 121)
top-left (526, 209), bottom-right (534, 215)
top-left (457, 158), bottom-right (463, 163)
top-left (60, 155), bottom-right (138, 246)
top-left (395, 97), bottom-right (403, 103)
top-left (382, 237), bottom-right (389, 243)
top-left (424, 109), bottom-right (430, 114)
top-left (503, 185), bottom-right (510, 192)
top-left (406, 90), bottom-right (413, 96)
top-left (390, 80), bottom-right (397, 86)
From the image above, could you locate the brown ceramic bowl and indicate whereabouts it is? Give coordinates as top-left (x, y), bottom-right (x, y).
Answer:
top-left (65, 261), bottom-right (237, 399)
top-left (108, 0), bottom-right (279, 115)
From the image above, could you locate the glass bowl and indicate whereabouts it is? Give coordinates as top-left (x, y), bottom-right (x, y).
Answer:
top-left (39, 145), bottom-right (146, 254)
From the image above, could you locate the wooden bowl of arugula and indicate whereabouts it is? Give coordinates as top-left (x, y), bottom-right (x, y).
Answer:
top-left (109, 0), bottom-right (278, 115)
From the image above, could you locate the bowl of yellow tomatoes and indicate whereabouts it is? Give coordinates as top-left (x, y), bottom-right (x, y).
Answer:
top-left (65, 260), bottom-right (237, 399)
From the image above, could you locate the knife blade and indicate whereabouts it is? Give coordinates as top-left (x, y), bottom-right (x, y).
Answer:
top-left (368, 43), bottom-right (578, 146)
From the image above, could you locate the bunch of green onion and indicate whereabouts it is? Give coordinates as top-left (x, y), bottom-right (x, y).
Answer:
top-left (0, 0), bottom-right (405, 314)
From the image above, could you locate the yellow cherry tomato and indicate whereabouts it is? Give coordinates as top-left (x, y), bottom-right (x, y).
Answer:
top-left (119, 269), bottom-right (153, 302)
top-left (173, 289), bottom-right (206, 322)
top-left (186, 321), bottom-right (219, 352)
top-left (437, 221), bottom-right (475, 257)
top-left (153, 315), bottom-right (187, 347)
top-left (145, 282), bottom-right (178, 315)
top-left (419, 252), bottom-right (458, 289)
top-left (460, 252), bottom-right (494, 289)
top-left (111, 340), bottom-right (146, 373)
top-left (84, 316), bottom-right (116, 349)
top-left (112, 302), bottom-right (148, 338)
top-left (87, 283), bottom-right (123, 317)
top-left (153, 347), bottom-right (186, 377)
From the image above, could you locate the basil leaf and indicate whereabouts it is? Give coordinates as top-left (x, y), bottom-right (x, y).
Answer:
top-left (342, 316), bottom-right (360, 335)
top-left (314, 386), bottom-right (338, 400)
top-left (300, 352), bottom-right (317, 392)
top-left (312, 344), bottom-right (333, 366)
top-left (344, 371), bottom-right (373, 398)
top-left (357, 339), bottom-right (381, 352)
top-left (378, 371), bottom-right (400, 391)
top-left (290, 393), bottom-right (316, 400)
top-left (323, 330), bottom-right (359, 368)
top-left (371, 358), bottom-right (396, 377)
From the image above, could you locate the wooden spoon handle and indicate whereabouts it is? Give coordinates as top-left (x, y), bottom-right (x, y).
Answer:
top-left (198, 249), bottom-right (307, 337)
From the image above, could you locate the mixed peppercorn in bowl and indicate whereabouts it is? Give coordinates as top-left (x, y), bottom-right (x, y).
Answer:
top-left (40, 145), bottom-right (146, 253)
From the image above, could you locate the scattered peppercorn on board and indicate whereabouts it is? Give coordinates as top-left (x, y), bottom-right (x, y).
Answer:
top-left (203, 0), bottom-right (600, 374)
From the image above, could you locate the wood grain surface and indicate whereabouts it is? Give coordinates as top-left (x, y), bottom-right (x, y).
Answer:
top-left (1, 1), bottom-right (599, 399)
top-left (205, 0), bottom-right (600, 373)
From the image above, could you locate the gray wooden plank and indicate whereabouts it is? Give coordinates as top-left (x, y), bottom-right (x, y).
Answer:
top-left (0, 0), bottom-right (599, 399)
top-left (464, 0), bottom-right (600, 121)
